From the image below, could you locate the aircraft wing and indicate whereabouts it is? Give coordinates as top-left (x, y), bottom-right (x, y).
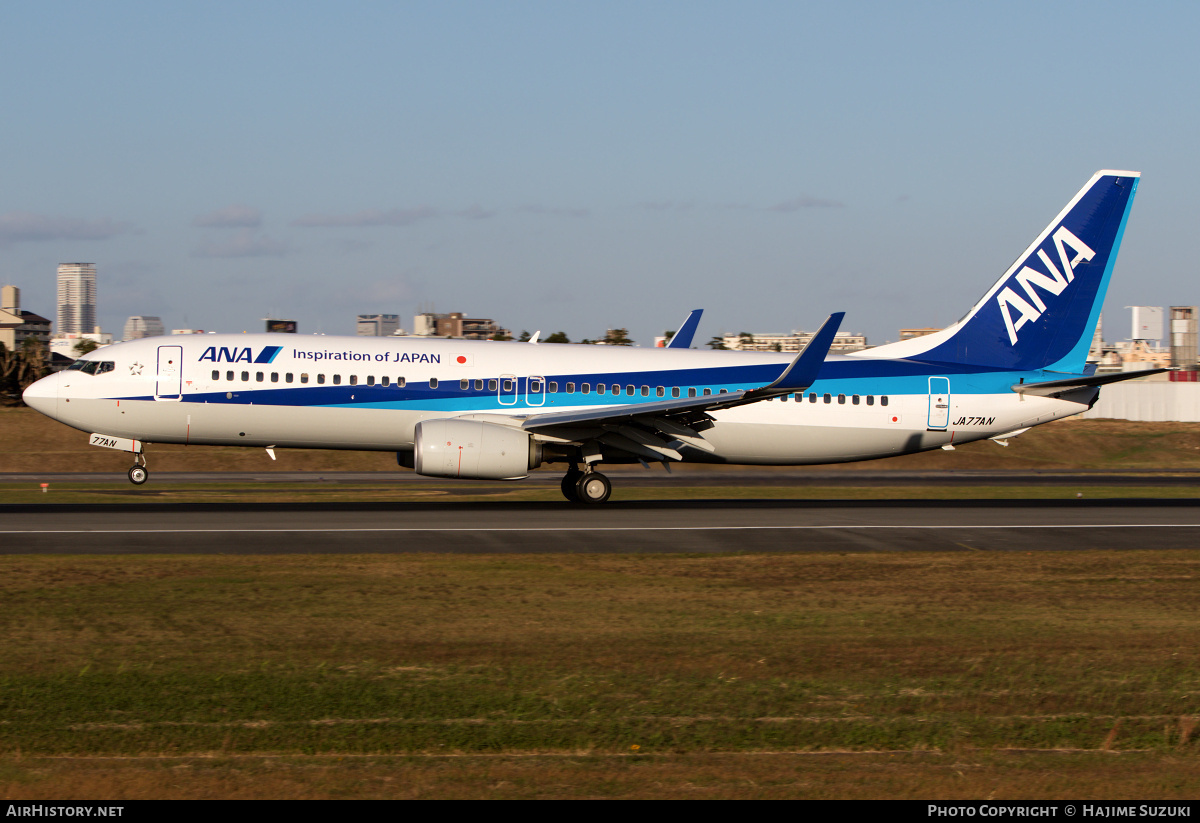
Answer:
top-left (518, 313), bottom-right (844, 460)
top-left (665, 309), bottom-right (703, 349)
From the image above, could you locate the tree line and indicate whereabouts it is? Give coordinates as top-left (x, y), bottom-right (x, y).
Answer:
top-left (0, 339), bottom-right (49, 405)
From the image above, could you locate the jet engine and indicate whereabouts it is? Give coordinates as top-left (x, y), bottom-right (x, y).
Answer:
top-left (413, 418), bottom-right (542, 480)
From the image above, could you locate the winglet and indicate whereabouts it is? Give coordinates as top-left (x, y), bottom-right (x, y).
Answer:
top-left (665, 309), bottom-right (703, 349)
top-left (754, 312), bottom-right (844, 394)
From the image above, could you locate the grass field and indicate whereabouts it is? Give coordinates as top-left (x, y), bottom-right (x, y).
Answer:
top-left (1, 551), bottom-right (1198, 798)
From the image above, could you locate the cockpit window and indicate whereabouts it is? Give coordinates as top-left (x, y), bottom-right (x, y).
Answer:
top-left (66, 360), bottom-right (114, 375)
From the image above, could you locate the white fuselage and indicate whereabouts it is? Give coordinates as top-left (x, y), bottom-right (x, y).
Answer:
top-left (23, 333), bottom-right (1091, 466)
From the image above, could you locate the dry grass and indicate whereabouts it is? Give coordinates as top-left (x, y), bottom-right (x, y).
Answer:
top-left (3, 751), bottom-right (1199, 800)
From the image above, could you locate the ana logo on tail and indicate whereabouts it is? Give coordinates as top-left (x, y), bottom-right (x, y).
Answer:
top-left (996, 226), bottom-right (1096, 344)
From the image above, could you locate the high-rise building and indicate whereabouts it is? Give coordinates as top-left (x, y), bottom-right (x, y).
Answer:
top-left (56, 263), bottom-right (97, 335)
top-left (123, 316), bottom-right (165, 341)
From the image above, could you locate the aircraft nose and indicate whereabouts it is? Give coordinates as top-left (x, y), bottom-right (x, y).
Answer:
top-left (22, 372), bottom-right (59, 419)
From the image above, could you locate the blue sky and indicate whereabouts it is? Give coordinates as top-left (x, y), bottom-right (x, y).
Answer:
top-left (2, 1), bottom-right (1197, 344)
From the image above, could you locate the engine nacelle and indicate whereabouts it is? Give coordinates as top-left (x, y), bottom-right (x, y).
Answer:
top-left (413, 418), bottom-right (542, 480)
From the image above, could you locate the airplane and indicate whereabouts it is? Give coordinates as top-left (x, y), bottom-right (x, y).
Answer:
top-left (23, 170), bottom-right (1159, 503)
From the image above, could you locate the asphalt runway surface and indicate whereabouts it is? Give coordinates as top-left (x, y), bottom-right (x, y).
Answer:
top-left (3, 497), bottom-right (1200, 554)
top-left (5, 468), bottom-right (1200, 486)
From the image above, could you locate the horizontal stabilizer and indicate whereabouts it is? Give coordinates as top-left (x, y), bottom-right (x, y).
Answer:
top-left (1011, 368), bottom-right (1167, 397)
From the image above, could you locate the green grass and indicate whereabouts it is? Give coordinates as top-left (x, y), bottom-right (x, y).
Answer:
top-left (1, 552), bottom-right (1198, 759)
top-left (2, 551), bottom-right (1199, 796)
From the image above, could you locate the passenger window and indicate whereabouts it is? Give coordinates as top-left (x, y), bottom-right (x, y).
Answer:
top-left (852, 395), bottom-right (860, 405)
top-left (242, 372), bottom-right (250, 381)
top-left (286, 373), bottom-right (294, 384)
top-left (256, 372), bottom-right (264, 382)
top-left (367, 376), bottom-right (376, 386)
top-left (672, 387), bottom-right (680, 398)
top-left (809, 393), bottom-right (817, 403)
top-left (838, 394), bottom-right (845, 404)
top-left (703, 388), bottom-right (712, 396)
top-left (597, 384), bottom-right (606, 395)
top-left (317, 374), bottom-right (325, 384)
top-left (881, 396), bottom-right (889, 406)
top-left (866, 395), bottom-right (874, 406)
top-left (271, 373), bottom-right (279, 383)
top-left (566, 382), bottom-right (575, 393)
top-left (531, 379), bottom-right (543, 393)
top-left (227, 371), bottom-right (234, 381)
top-left (579, 383), bottom-right (587, 394)
top-left (719, 389), bottom-right (728, 394)
top-left (333, 375), bottom-right (342, 385)
top-left (823, 394), bottom-right (831, 403)
top-left (688, 388), bottom-right (697, 398)
top-left (460, 378), bottom-right (469, 390)
top-left (656, 387), bottom-right (665, 397)
top-left (212, 370), bottom-right (219, 380)
top-left (489, 379), bottom-right (498, 391)
top-left (300, 373), bottom-right (309, 384)
top-left (640, 386), bottom-right (649, 397)
top-left (382, 376), bottom-right (390, 387)
top-left (398, 377), bottom-right (406, 388)
top-left (429, 378), bottom-right (437, 389)
top-left (349, 375), bottom-right (358, 386)
top-left (626, 385), bottom-right (635, 396)
top-left (502, 379), bottom-right (512, 392)
top-left (548, 381), bottom-right (558, 392)
top-left (475, 379), bottom-right (484, 391)
top-left (794, 393), bottom-right (801, 402)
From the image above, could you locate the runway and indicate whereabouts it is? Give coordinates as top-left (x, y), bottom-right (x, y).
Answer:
top-left (3, 498), bottom-right (1200, 553)
top-left (5, 469), bottom-right (1200, 487)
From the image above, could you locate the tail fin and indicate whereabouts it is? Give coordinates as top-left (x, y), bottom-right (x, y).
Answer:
top-left (869, 170), bottom-right (1140, 372)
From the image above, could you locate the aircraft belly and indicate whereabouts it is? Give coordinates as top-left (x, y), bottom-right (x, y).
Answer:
top-left (102, 401), bottom-right (426, 451)
top-left (699, 421), bottom-right (941, 465)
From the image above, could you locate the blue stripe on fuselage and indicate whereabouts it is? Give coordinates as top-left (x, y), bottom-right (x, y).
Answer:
top-left (121, 357), bottom-right (1070, 410)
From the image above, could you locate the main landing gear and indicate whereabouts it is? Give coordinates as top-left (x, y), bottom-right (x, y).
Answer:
top-left (561, 466), bottom-right (612, 504)
top-left (128, 453), bottom-right (148, 485)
